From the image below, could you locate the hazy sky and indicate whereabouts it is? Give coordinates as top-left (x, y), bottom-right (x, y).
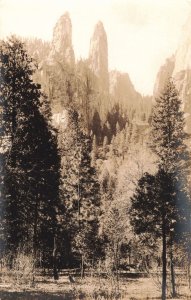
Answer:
top-left (0, 0), bottom-right (190, 95)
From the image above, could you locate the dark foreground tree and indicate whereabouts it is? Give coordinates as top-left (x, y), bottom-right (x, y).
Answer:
top-left (130, 170), bottom-right (189, 298)
top-left (0, 37), bottom-right (60, 269)
top-left (149, 78), bottom-right (190, 299)
top-left (130, 78), bottom-right (190, 300)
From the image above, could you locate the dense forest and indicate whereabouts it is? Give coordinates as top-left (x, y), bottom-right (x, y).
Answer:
top-left (0, 12), bottom-right (191, 300)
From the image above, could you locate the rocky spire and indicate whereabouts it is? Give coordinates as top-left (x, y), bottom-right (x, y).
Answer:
top-left (49, 12), bottom-right (75, 65)
top-left (89, 21), bottom-right (109, 92)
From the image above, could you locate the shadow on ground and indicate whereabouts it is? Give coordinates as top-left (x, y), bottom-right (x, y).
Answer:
top-left (0, 290), bottom-right (86, 300)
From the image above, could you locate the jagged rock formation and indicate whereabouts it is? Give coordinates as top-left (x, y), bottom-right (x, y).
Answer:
top-left (154, 14), bottom-right (191, 132)
top-left (89, 21), bottom-right (109, 92)
top-left (88, 21), bottom-right (110, 121)
top-left (48, 12), bottom-right (75, 65)
top-left (27, 13), bottom-right (150, 126)
top-left (33, 12), bottom-right (76, 113)
top-left (109, 71), bottom-right (152, 122)
top-left (87, 21), bottom-right (148, 123)
top-left (109, 70), bottom-right (142, 109)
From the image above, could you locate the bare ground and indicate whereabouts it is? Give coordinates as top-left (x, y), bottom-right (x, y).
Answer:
top-left (0, 276), bottom-right (191, 300)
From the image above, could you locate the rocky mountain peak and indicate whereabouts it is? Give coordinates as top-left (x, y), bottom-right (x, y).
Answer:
top-left (48, 12), bottom-right (75, 65)
top-left (94, 21), bottom-right (105, 33)
top-left (109, 70), bottom-right (143, 111)
top-left (89, 20), bottom-right (109, 91)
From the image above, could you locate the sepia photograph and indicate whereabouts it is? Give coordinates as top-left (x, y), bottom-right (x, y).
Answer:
top-left (0, 0), bottom-right (191, 299)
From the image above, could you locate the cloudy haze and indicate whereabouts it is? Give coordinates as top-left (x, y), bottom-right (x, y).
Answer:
top-left (0, 0), bottom-right (190, 94)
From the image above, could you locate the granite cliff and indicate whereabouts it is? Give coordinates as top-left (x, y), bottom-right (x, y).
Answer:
top-left (154, 14), bottom-right (191, 132)
top-left (27, 12), bottom-right (150, 126)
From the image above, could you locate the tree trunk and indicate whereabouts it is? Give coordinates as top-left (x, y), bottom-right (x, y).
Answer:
top-left (115, 243), bottom-right (120, 294)
top-left (188, 251), bottom-right (191, 290)
top-left (128, 246), bottom-right (131, 265)
top-left (113, 243), bottom-right (119, 281)
top-left (170, 245), bottom-right (176, 297)
top-left (81, 254), bottom-right (85, 279)
top-left (32, 198), bottom-right (38, 283)
top-left (162, 216), bottom-right (167, 300)
top-left (53, 236), bottom-right (59, 280)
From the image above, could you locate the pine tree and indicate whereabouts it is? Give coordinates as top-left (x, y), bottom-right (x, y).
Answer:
top-left (74, 131), bottom-right (101, 273)
top-left (151, 78), bottom-right (188, 174)
top-left (59, 109), bottom-right (101, 266)
top-left (130, 169), bottom-right (189, 299)
top-left (149, 78), bottom-right (190, 299)
top-left (0, 37), bottom-right (60, 267)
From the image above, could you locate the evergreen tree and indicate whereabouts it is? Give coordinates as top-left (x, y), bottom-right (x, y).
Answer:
top-left (149, 78), bottom-right (190, 299)
top-left (74, 131), bottom-right (101, 273)
top-left (130, 169), bottom-right (189, 299)
top-left (151, 78), bottom-right (189, 174)
top-left (59, 109), bottom-right (101, 266)
top-left (91, 111), bottom-right (102, 143)
top-left (0, 37), bottom-right (40, 141)
top-left (0, 37), bottom-right (60, 267)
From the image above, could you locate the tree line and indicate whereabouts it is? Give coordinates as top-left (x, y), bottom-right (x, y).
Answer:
top-left (0, 37), bottom-right (101, 278)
